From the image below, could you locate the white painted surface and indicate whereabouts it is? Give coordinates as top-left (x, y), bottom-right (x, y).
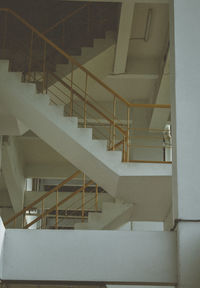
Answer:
top-left (177, 223), bottom-right (200, 288)
top-left (0, 60), bottom-right (172, 217)
top-left (3, 228), bottom-right (177, 284)
top-left (171, 0), bottom-right (200, 287)
top-left (0, 115), bottom-right (28, 136)
top-left (172, 0), bottom-right (200, 219)
top-left (114, 0), bottom-right (135, 74)
top-left (0, 218), bottom-right (5, 279)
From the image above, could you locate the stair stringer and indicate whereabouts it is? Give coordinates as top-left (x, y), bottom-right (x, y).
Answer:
top-left (0, 60), bottom-right (172, 207)
top-left (0, 60), bottom-right (120, 198)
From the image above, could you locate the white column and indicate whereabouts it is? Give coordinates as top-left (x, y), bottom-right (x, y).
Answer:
top-left (113, 0), bottom-right (135, 74)
top-left (171, 0), bottom-right (200, 287)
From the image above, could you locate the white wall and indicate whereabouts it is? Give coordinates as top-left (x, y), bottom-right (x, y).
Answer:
top-left (170, 0), bottom-right (200, 287)
top-left (2, 228), bottom-right (177, 284)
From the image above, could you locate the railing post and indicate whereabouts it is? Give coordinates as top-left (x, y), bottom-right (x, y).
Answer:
top-left (123, 135), bottom-right (126, 162)
top-left (46, 71), bottom-right (48, 94)
top-left (28, 30), bottom-right (33, 82)
top-left (84, 73), bottom-right (88, 128)
top-left (112, 96), bottom-right (116, 150)
top-left (87, 4), bottom-right (91, 36)
top-left (43, 41), bottom-right (47, 93)
top-left (95, 184), bottom-right (98, 211)
top-left (62, 22), bottom-right (65, 48)
top-left (23, 213), bottom-right (25, 228)
top-left (42, 199), bottom-right (45, 229)
top-left (3, 11), bottom-right (7, 49)
top-left (70, 63), bottom-right (74, 116)
top-left (109, 124), bottom-right (112, 150)
top-left (82, 173), bottom-right (85, 222)
top-left (126, 106), bottom-right (130, 162)
top-left (55, 190), bottom-right (58, 229)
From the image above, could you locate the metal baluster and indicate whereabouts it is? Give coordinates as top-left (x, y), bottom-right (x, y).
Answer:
top-left (70, 63), bottom-right (74, 116)
top-left (42, 41), bottom-right (47, 93)
top-left (42, 199), bottom-right (44, 229)
top-left (55, 190), bottom-right (58, 229)
top-left (3, 11), bottom-right (7, 49)
top-left (84, 73), bottom-right (88, 128)
top-left (28, 31), bottom-right (33, 82)
top-left (95, 184), bottom-right (98, 211)
top-left (127, 107), bottom-right (130, 162)
top-left (82, 173), bottom-right (85, 222)
top-left (113, 96), bottom-right (116, 150)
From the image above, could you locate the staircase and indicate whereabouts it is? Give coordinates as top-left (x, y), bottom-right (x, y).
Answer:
top-left (4, 169), bottom-right (132, 230)
top-left (0, 8), bottom-right (172, 222)
top-left (75, 201), bottom-right (133, 230)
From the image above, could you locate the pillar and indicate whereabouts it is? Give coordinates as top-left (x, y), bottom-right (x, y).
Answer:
top-left (170, 0), bottom-right (200, 287)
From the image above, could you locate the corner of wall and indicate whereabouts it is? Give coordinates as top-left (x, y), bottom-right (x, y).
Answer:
top-left (0, 217), bottom-right (6, 280)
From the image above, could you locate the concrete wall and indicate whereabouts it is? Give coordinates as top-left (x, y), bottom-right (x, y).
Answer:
top-left (2, 228), bottom-right (177, 284)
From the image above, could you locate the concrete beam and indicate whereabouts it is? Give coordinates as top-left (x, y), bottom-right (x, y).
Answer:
top-left (113, 0), bottom-right (135, 74)
top-left (2, 137), bottom-right (25, 213)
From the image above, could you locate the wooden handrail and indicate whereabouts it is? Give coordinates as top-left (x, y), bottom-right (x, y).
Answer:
top-left (0, 8), bottom-right (130, 107)
top-left (129, 103), bottom-right (171, 109)
top-left (109, 139), bottom-right (124, 151)
top-left (0, 8), bottom-right (171, 110)
top-left (42, 3), bottom-right (89, 35)
top-left (24, 180), bottom-right (94, 229)
top-left (50, 72), bottom-right (126, 135)
top-left (130, 160), bottom-right (172, 164)
top-left (4, 170), bottom-right (81, 226)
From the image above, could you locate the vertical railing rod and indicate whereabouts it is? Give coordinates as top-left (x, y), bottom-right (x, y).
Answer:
top-left (95, 184), bottom-right (98, 211)
top-left (109, 124), bottom-right (112, 150)
top-left (42, 41), bottom-right (47, 93)
top-left (28, 30), bottom-right (33, 82)
top-left (3, 11), bottom-right (7, 49)
top-left (82, 173), bottom-right (85, 222)
top-left (42, 199), bottom-right (44, 229)
top-left (123, 135), bottom-right (126, 162)
top-left (84, 73), bottom-right (88, 128)
top-left (127, 106), bottom-right (130, 162)
top-left (23, 213), bottom-right (25, 228)
top-left (112, 96), bottom-right (116, 150)
top-left (62, 22), bottom-right (65, 48)
top-left (70, 63), bottom-right (74, 116)
top-left (55, 190), bottom-right (58, 229)
top-left (87, 5), bottom-right (90, 36)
